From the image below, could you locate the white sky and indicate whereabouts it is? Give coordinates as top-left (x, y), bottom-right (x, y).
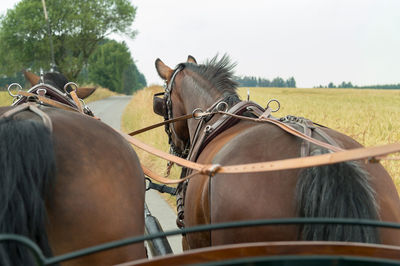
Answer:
top-left (1, 0), bottom-right (400, 87)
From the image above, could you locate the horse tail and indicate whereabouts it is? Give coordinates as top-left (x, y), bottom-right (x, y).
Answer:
top-left (0, 118), bottom-right (55, 265)
top-left (296, 149), bottom-right (380, 243)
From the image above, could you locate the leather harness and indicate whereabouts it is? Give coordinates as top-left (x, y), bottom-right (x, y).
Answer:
top-left (127, 66), bottom-right (399, 228)
top-left (173, 96), bottom-right (344, 228)
top-left (2, 81), bottom-right (94, 131)
top-left (11, 82), bottom-right (94, 116)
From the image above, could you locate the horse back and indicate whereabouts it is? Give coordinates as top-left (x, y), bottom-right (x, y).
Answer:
top-left (185, 119), bottom-right (400, 247)
top-left (0, 105), bottom-right (146, 264)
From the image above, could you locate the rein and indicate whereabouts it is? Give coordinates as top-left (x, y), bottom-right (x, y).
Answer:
top-left (129, 111), bottom-right (212, 136)
top-left (8, 81), bottom-right (398, 186)
top-left (123, 129), bottom-right (400, 184)
top-left (124, 106), bottom-right (400, 184)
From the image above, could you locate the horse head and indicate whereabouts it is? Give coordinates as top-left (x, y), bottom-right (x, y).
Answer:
top-left (154, 56), bottom-right (197, 157)
top-left (23, 70), bottom-right (96, 99)
top-left (154, 55), bottom-right (239, 158)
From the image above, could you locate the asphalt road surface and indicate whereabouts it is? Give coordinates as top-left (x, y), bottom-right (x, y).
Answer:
top-left (87, 95), bottom-right (183, 255)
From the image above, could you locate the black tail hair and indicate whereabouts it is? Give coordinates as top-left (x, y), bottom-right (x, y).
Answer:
top-left (296, 149), bottom-right (380, 243)
top-left (0, 118), bottom-right (56, 265)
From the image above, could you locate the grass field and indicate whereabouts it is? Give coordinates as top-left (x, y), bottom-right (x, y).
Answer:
top-left (84, 87), bottom-right (117, 103)
top-left (0, 91), bottom-right (13, 106)
top-left (122, 86), bottom-right (400, 209)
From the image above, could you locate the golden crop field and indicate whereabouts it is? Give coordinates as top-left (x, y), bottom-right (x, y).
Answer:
top-left (122, 85), bottom-right (400, 207)
top-left (0, 91), bottom-right (14, 106)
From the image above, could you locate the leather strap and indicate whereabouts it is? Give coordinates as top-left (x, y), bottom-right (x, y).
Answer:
top-left (70, 90), bottom-right (84, 113)
top-left (128, 111), bottom-right (214, 136)
top-left (123, 98), bottom-right (399, 184)
top-left (127, 108), bottom-right (343, 153)
top-left (121, 130), bottom-right (400, 184)
top-left (0, 102), bottom-right (53, 132)
top-left (17, 91), bottom-right (80, 113)
top-left (218, 111), bottom-right (344, 152)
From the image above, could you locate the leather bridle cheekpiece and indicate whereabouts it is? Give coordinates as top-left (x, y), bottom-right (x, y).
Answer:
top-left (154, 64), bottom-right (190, 158)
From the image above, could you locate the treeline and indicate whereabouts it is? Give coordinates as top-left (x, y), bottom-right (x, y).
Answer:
top-left (0, 72), bottom-right (26, 89)
top-left (0, 39), bottom-right (147, 94)
top-left (316, 82), bottom-right (400, 89)
top-left (234, 76), bottom-right (296, 88)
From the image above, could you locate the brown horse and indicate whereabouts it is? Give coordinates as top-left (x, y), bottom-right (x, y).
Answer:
top-left (154, 55), bottom-right (400, 250)
top-left (0, 71), bottom-right (146, 265)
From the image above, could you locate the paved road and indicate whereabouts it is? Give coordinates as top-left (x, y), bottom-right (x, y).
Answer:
top-left (87, 96), bottom-right (183, 255)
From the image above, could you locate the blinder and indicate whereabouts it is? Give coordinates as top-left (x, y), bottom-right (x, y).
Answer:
top-left (153, 92), bottom-right (167, 117)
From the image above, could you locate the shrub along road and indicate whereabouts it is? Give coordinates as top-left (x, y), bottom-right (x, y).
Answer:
top-left (87, 95), bottom-right (183, 255)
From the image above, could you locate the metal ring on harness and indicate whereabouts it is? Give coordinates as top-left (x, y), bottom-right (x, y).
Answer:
top-left (63, 82), bottom-right (78, 94)
top-left (216, 101), bottom-right (229, 112)
top-left (266, 99), bottom-right (280, 112)
top-left (192, 108), bottom-right (204, 120)
top-left (7, 83), bottom-right (23, 98)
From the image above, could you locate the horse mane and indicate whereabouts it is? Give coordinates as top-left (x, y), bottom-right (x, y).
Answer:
top-left (42, 72), bottom-right (69, 92)
top-left (182, 54), bottom-right (239, 95)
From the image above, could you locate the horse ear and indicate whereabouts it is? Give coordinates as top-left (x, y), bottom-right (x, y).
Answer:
top-left (187, 55), bottom-right (197, 64)
top-left (76, 87), bottom-right (97, 99)
top-left (23, 70), bottom-right (40, 86)
top-left (155, 58), bottom-right (173, 81)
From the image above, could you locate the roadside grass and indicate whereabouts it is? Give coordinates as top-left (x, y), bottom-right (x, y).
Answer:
top-left (84, 87), bottom-right (118, 103)
top-left (122, 86), bottom-right (400, 209)
top-left (0, 91), bottom-right (13, 106)
top-left (121, 85), bottom-right (180, 208)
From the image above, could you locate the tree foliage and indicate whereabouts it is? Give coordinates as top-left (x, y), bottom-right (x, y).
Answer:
top-left (0, 72), bottom-right (26, 89)
top-left (0, 0), bottom-right (136, 80)
top-left (87, 39), bottom-right (146, 94)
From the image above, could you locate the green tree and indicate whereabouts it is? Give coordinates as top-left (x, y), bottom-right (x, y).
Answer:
top-left (271, 77), bottom-right (285, 87)
top-left (122, 62), bottom-right (147, 93)
top-left (0, 0), bottom-right (136, 80)
top-left (88, 39), bottom-right (146, 94)
top-left (285, 77), bottom-right (296, 88)
top-left (338, 81), bottom-right (353, 88)
top-left (0, 72), bottom-right (26, 89)
top-left (328, 82), bottom-right (336, 88)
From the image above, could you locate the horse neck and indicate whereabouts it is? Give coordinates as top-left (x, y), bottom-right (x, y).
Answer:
top-left (178, 75), bottom-right (225, 139)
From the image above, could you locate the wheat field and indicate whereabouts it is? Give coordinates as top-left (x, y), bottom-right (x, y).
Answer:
top-left (0, 91), bottom-right (14, 106)
top-left (122, 86), bottom-right (400, 202)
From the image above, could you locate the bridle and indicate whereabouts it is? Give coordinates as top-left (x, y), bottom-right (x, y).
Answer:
top-left (155, 64), bottom-right (191, 158)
